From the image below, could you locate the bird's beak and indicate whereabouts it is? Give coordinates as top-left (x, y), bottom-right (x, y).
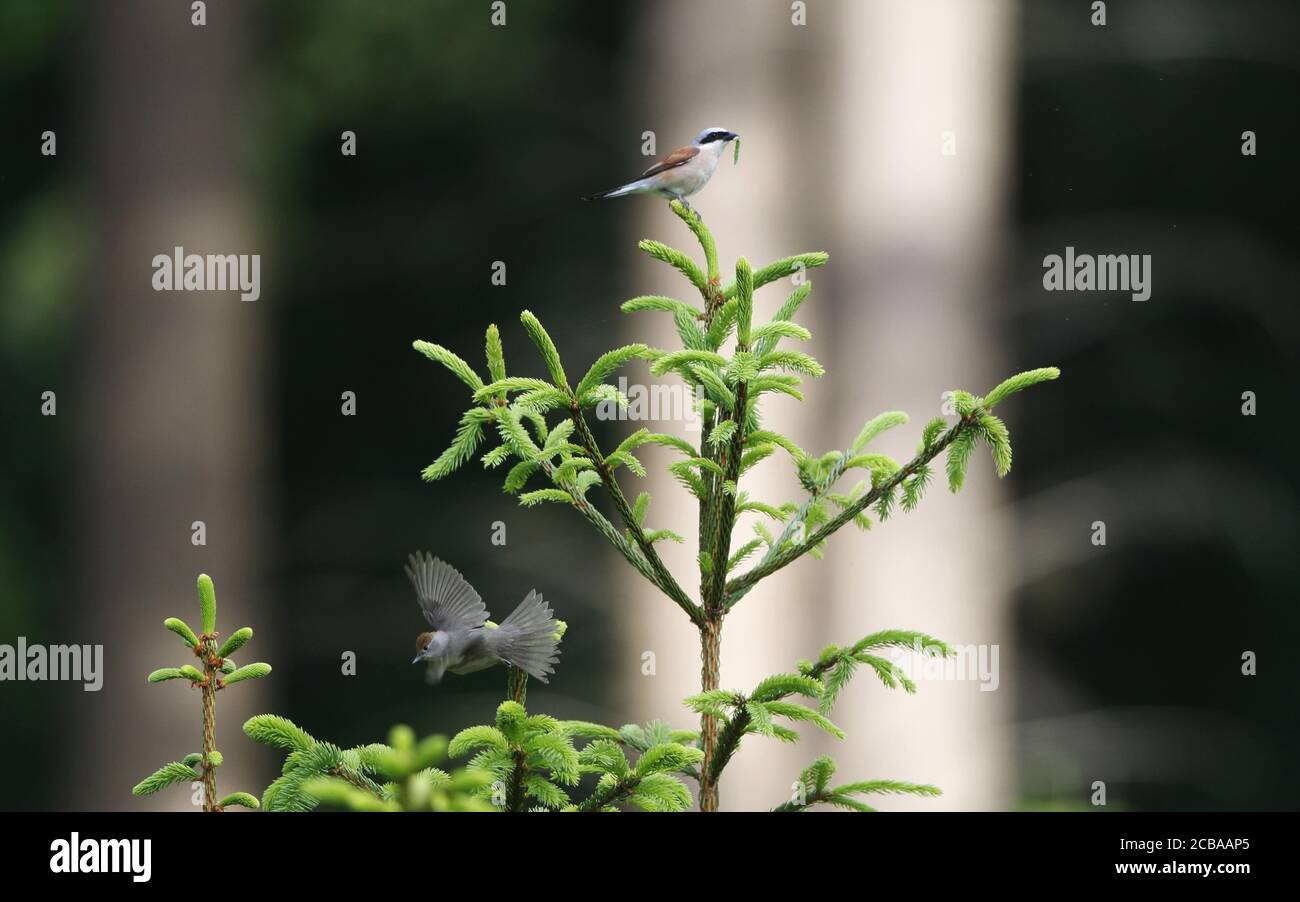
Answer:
top-left (725, 131), bottom-right (739, 142)
top-left (411, 654), bottom-right (424, 664)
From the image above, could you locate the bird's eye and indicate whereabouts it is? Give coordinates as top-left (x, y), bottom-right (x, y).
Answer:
top-left (416, 632), bottom-right (433, 653)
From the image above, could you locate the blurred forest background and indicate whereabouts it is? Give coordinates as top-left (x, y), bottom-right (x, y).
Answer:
top-left (0, 0), bottom-right (1295, 811)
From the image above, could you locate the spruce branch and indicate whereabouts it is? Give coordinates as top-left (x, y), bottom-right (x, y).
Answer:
top-left (248, 718), bottom-right (488, 811)
top-left (575, 737), bottom-right (701, 812)
top-left (216, 627), bottom-right (252, 659)
top-left (216, 792), bottom-right (260, 811)
top-left (244, 714), bottom-right (315, 752)
top-left (526, 449), bottom-right (669, 596)
top-left (697, 628), bottom-right (952, 788)
top-left (722, 253), bottom-right (829, 300)
top-left (639, 239), bottom-right (709, 298)
top-left (671, 202), bottom-right (720, 286)
top-left (415, 319), bottom-right (699, 621)
top-left (724, 368), bottom-right (1059, 604)
top-left (519, 310), bottom-right (571, 392)
top-left (164, 617), bottom-right (200, 649)
top-left (449, 701), bottom-right (588, 811)
top-left (622, 295), bottom-right (702, 318)
top-left (485, 323), bottom-right (507, 387)
top-left (132, 761), bottom-right (200, 797)
top-left (982, 366), bottom-right (1060, 409)
top-left (576, 775), bottom-right (636, 812)
top-left (773, 755), bottom-right (942, 812)
top-left (568, 407), bottom-right (701, 623)
top-left (725, 426), bottom-right (961, 600)
top-left (147, 667), bottom-right (188, 683)
top-left (413, 340), bottom-right (485, 393)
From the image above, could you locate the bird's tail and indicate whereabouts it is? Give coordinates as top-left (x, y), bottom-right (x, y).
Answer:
top-left (581, 179), bottom-right (648, 201)
top-left (488, 590), bottom-right (560, 682)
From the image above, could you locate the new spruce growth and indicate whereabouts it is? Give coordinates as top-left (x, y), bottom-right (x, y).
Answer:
top-left (415, 202), bottom-right (1060, 810)
top-left (773, 756), bottom-right (941, 812)
top-left (449, 703), bottom-right (703, 812)
top-left (132, 574), bottom-right (271, 811)
top-left (242, 716), bottom-right (494, 812)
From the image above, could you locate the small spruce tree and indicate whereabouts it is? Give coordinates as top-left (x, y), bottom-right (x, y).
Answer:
top-left (141, 207), bottom-right (1058, 813)
top-left (413, 202), bottom-right (1059, 810)
top-left (131, 574), bottom-right (271, 811)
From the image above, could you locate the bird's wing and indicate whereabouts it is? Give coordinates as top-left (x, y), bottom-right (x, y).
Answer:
top-left (404, 553), bottom-right (490, 632)
top-left (640, 144), bottom-right (699, 178)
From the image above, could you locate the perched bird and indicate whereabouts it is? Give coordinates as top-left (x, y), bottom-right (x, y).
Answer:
top-left (406, 552), bottom-right (560, 684)
top-left (582, 126), bottom-right (739, 208)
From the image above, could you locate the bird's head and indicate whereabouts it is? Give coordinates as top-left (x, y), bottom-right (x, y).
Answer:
top-left (692, 127), bottom-right (739, 147)
top-left (412, 630), bottom-right (450, 664)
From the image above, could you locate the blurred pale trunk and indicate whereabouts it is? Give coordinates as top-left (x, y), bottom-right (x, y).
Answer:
top-left (68, 0), bottom-right (269, 809)
top-left (619, 0), bottom-right (1015, 810)
top-left (822, 0), bottom-right (1017, 811)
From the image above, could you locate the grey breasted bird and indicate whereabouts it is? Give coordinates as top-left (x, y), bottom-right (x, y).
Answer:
top-left (406, 552), bottom-right (560, 684)
top-left (582, 126), bottom-right (738, 208)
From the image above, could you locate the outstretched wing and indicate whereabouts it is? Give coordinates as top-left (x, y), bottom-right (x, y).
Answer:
top-left (640, 144), bottom-right (699, 179)
top-left (404, 553), bottom-right (490, 632)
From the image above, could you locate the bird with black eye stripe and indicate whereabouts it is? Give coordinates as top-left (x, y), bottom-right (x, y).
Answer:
top-left (583, 126), bottom-right (738, 209)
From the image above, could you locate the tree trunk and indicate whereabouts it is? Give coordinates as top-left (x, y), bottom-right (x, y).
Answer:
top-left (822, 0), bottom-right (1016, 811)
top-left (69, 0), bottom-right (268, 810)
top-left (696, 615), bottom-right (723, 811)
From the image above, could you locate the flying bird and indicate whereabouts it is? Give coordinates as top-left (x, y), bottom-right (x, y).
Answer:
top-left (582, 126), bottom-right (739, 208)
top-left (406, 552), bottom-right (560, 684)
